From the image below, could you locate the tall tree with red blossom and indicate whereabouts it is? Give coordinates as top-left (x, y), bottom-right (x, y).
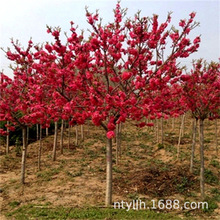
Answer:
top-left (32, 24), bottom-right (92, 160)
top-left (83, 3), bottom-right (200, 206)
top-left (180, 59), bottom-right (220, 198)
top-left (0, 40), bottom-right (52, 183)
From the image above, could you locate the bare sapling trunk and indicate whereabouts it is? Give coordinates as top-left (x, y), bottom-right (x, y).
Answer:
top-left (119, 123), bottom-right (122, 157)
top-left (106, 137), bottom-right (113, 206)
top-left (46, 127), bottom-right (49, 137)
top-left (156, 119), bottom-right (159, 143)
top-left (27, 127), bottom-right (29, 145)
top-left (36, 124), bottom-right (39, 141)
top-left (75, 125), bottom-right (79, 146)
top-left (113, 132), bottom-right (117, 144)
top-left (215, 119), bottom-right (218, 154)
top-left (199, 119), bottom-right (205, 199)
top-left (38, 125), bottom-right (42, 171)
top-left (161, 117), bottom-right (164, 145)
top-left (52, 121), bottom-right (58, 161)
top-left (116, 123), bottom-right (121, 165)
top-left (81, 124), bottom-right (84, 141)
top-left (21, 126), bottom-right (27, 184)
top-left (190, 118), bottom-right (197, 173)
top-left (60, 120), bottom-right (64, 154)
top-left (6, 121), bottom-right (9, 154)
top-left (177, 114), bottom-right (185, 159)
top-left (68, 123), bottom-right (71, 150)
top-left (64, 120), bottom-right (67, 131)
top-left (86, 124), bottom-right (90, 136)
top-left (181, 113), bottom-right (185, 137)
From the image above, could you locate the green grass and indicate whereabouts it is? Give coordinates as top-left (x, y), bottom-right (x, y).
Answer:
top-left (157, 143), bottom-right (164, 150)
top-left (5, 204), bottom-right (183, 219)
top-left (9, 201), bottom-right (21, 208)
top-left (210, 188), bottom-right (220, 202)
top-left (66, 169), bottom-right (83, 178)
top-left (165, 145), bottom-right (177, 154)
top-left (210, 159), bottom-right (220, 169)
top-left (36, 167), bottom-right (61, 181)
top-left (176, 176), bottom-right (192, 193)
top-left (202, 197), bottom-right (218, 214)
top-left (204, 169), bottom-right (219, 185)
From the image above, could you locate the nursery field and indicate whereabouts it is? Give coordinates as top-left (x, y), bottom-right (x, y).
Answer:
top-left (0, 116), bottom-right (219, 219)
top-left (0, 0), bottom-right (220, 219)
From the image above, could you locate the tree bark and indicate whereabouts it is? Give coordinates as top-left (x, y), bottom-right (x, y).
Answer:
top-left (177, 114), bottom-right (185, 158)
top-left (199, 119), bottom-right (205, 199)
top-left (81, 125), bottom-right (84, 141)
top-left (36, 124), bottom-right (39, 141)
top-left (75, 125), bottom-right (78, 146)
top-left (160, 117), bottom-right (164, 145)
top-left (21, 126), bottom-right (27, 184)
top-left (105, 137), bottom-right (113, 206)
top-left (26, 127), bottom-right (29, 145)
top-left (68, 124), bottom-right (71, 150)
top-left (60, 120), bottom-right (64, 154)
top-left (190, 118), bottom-right (197, 173)
top-left (38, 125), bottom-right (42, 171)
top-left (156, 119), bottom-right (159, 143)
top-left (116, 123), bottom-right (121, 165)
top-left (215, 119), bottom-right (218, 154)
top-left (52, 121), bottom-right (58, 161)
top-left (181, 114), bottom-right (185, 137)
top-left (6, 121), bottom-right (9, 154)
top-left (46, 127), bottom-right (49, 137)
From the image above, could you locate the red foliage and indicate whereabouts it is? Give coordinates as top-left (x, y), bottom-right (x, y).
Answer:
top-left (181, 59), bottom-right (220, 120)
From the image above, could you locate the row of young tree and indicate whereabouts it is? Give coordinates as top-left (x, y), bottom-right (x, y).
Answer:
top-left (0, 3), bottom-right (219, 206)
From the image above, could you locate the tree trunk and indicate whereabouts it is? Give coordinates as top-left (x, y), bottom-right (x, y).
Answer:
top-left (52, 121), bottom-right (58, 161)
top-left (156, 119), bottom-right (159, 143)
top-left (64, 120), bottom-right (67, 131)
top-left (177, 114), bottom-right (185, 158)
top-left (38, 125), bottom-right (42, 171)
top-left (181, 114), bottom-right (185, 137)
top-left (116, 123), bottom-right (121, 165)
top-left (199, 119), bottom-right (205, 199)
top-left (27, 127), bottom-right (29, 145)
top-left (68, 124), bottom-right (71, 150)
top-left (21, 126), bottom-right (27, 184)
top-left (81, 125), bottom-right (84, 141)
top-left (75, 125), bottom-right (78, 146)
top-left (46, 127), bottom-right (49, 137)
top-left (60, 120), bottom-right (64, 154)
top-left (190, 118), bottom-right (197, 173)
top-left (161, 117), bottom-right (164, 145)
top-left (36, 124), bottom-right (39, 141)
top-left (215, 119), bottom-right (218, 154)
top-left (6, 121), bottom-right (9, 154)
top-left (119, 123), bottom-right (122, 157)
top-left (105, 137), bottom-right (113, 206)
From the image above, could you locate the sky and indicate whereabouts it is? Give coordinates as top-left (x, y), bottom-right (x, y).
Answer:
top-left (0, 0), bottom-right (219, 78)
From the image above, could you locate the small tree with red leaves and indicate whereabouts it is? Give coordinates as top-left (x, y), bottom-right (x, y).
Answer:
top-left (180, 59), bottom-right (220, 198)
top-left (0, 40), bottom-right (53, 183)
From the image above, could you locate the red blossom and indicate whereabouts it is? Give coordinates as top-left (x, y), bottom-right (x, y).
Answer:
top-left (121, 72), bottom-right (132, 80)
top-left (107, 131), bottom-right (115, 139)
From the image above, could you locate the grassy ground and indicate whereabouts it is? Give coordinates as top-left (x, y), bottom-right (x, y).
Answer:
top-left (0, 116), bottom-right (219, 219)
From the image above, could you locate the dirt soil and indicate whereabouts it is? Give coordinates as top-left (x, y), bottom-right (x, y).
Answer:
top-left (0, 117), bottom-right (220, 219)
top-left (114, 165), bottom-right (199, 197)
